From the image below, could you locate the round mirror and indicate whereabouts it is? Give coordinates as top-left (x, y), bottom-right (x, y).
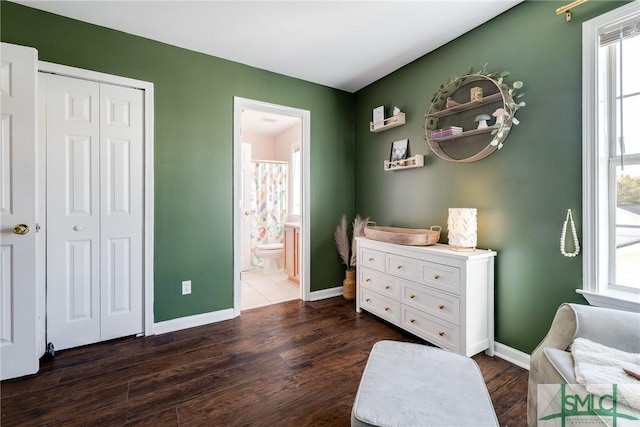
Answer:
top-left (425, 74), bottom-right (517, 162)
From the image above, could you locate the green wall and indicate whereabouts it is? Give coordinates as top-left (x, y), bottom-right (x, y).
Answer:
top-left (1, 1), bottom-right (355, 322)
top-left (354, 0), bottom-right (628, 353)
top-left (3, 0), bottom-right (629, 354)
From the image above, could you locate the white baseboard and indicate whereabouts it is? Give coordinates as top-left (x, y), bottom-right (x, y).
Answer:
top-left (151, 301), bottom-right (532, 373)
top-left (309, 286), bottom-right (343, 301)
top-left (151, 296), bottom-right (532, 375)
top-left (494, 341), bottom-right (530, 370)
top-left (152, 308), bottom-right (236, 335)
top-left (153, 286), bottom-right (344, 334)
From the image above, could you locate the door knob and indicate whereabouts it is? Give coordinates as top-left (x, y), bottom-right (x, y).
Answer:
top-left (12, 224), bottom-right (30, 235)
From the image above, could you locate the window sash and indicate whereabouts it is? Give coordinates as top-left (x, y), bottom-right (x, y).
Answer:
top-left (608, 156), bottom-right (640, 291)
top-left (600, 20), bottom-right (640, 47)
top-left (603, 38), bottom-right (640, 291)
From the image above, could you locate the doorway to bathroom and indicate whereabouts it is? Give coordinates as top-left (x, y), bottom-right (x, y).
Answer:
top-left (233, 98), bottom-right (310, 313)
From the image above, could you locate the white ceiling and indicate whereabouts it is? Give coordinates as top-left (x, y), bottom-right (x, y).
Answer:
top-left (241, 108), bottom-right (300, 136)
top-left (12, 0), bottom-right (523, 93)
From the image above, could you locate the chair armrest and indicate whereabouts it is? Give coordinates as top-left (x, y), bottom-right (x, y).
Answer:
top-left (531, 304), bottom-right (578, 357)
top-left (528, 304), bottom-right (580, 427)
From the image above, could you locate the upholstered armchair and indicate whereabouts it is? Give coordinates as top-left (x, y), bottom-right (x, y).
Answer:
top-left (527, 303), bottom-right (640, 426)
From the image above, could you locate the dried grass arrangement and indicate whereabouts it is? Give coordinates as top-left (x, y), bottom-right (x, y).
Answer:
top-left (334, 215), bottom-right (351, 268)
top-left (351, 215), bottom-right (369, 267)
top-left (334, 214), bottom-right (369, 270)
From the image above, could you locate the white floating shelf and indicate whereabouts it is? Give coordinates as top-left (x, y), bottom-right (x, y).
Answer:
top-left (370, 112), bottom-right (405, 132)
top-left (384, 154), bottom-right (424, 171)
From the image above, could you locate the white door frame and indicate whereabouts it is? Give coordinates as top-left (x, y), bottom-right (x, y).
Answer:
top-left (240, 142), bottom-right (252, 271)
top-left (37, 61), bottom-right (155, 335)
top-left (232, 97), bottom-right (311, 315)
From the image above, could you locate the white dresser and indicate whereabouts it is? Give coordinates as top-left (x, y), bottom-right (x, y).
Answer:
top-left (355, 237), bottom-right (496, 357)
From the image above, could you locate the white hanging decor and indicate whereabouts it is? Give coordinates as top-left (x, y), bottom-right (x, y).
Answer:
top-left (447, 208), bottom-right (477, 251)
top-left (560, 209), bottom-right (580, 257)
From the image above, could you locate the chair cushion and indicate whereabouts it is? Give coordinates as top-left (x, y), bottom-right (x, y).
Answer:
top-left (543, 348), bottom-right (577, 383)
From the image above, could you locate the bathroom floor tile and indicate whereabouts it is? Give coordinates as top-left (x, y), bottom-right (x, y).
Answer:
top-left (242, 275), bottom-right (272, 286)
top-left (240, 269), bottom-right (298, 311)
top-left (240, 270), bottom-right (263, 280)
top-left (266, 271), bottom-right (288, 281)
top-left (241, 292), bottom-right (270, 310)
top-left (241, 281), bottom-right (259, 296)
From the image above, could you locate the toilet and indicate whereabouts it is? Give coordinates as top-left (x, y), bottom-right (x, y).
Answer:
top-left (255, 243), bottom-right (284, 273)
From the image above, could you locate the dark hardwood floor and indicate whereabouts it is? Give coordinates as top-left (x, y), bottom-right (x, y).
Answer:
top-left (1, 297), bottom-right (528, 426)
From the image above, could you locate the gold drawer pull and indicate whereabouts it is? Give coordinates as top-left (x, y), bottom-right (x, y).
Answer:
top-left (397, 265), bottom-right (402, 270)
top-left (438, 304), bottom-right (445, 310)
top-left (384, 307), bottom-right (390, 311)
top-left (385, 285), bottom-right (391, 290)
top-left (409, 294), bottom-right (416, 299)
top-left (365, 278), bottom-right (371, 282)
top-left (410, 318), bottom-right (416, 323)
top-left (368, 257), bottom-right (374, 261)
top-left (434, 274), bottom-right (440, 280)
top-left (365, 298), bottom-right (371, 302)
top-left (438, 331), bottom-right (445, 337)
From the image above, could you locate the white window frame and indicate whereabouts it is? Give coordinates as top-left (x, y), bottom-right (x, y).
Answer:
top-left (580, 0), bottom-right (640, 312)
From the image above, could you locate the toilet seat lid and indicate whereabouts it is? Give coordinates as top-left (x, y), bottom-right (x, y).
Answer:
top-left (256, 243), bottom-right (283, 250)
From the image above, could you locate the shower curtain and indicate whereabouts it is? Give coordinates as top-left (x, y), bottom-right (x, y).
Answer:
top-left (250, 161), bottom-right (288, 267)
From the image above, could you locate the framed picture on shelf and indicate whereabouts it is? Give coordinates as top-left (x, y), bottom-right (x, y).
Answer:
top-left (390, 139), bottom-right (409, 162)
top-left (372, 106), bottom-right (385, 130)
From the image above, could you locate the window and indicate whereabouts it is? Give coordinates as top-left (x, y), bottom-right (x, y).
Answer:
top-left (291, 145), bottom-right (301, 216)
top-left (582, 1), bottom-right (640, 311)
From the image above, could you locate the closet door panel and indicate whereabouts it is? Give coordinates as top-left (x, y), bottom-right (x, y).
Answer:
top-left (99, 83), bottom-right (143, 340)
top-left (46, 74), bottom-right (101, 351)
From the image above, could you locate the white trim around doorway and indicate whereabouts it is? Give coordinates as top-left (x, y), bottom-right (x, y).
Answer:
top-left (37, 61), bottom-right (155, 335)
top-left (232, 97), bottom-right (311, 316)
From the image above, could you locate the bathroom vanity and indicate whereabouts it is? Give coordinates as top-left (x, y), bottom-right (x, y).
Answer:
top-left (355, 237), bottom-right (496, 357)
top-left (284, 223), bottom-right (300, 283)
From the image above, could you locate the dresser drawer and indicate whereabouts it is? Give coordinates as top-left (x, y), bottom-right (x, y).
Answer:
top-left (417, 261), bottom-right (460, 295)
top-left (402, 283), bottom-right (460, 325)
top-left (360, 247), bottom-right (385, 272)
top-left (402, 307), bottom-right (460, 352)
top-left (360, 268), bottom-right (401, 299)
top-left (386, 254), bottom-right (417, 281)
top-left (360, 288), bottom-right (401, 323)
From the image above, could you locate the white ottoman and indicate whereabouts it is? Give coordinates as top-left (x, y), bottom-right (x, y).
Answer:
top-left (351, 341), bottom-right (499, 427)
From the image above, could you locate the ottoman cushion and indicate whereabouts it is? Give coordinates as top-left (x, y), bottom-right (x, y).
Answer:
top-left (351, 340), bottom-right (498, 427)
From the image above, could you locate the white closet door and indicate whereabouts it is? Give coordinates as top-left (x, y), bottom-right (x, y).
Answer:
top-left (0, 42), bottom-right (39, 380)
top-left (45, 75), bottom-right (144, 350)
top-left (46, 74), bottom-right (101, 350)
top-left (99, 83), bottom-right (143, 340)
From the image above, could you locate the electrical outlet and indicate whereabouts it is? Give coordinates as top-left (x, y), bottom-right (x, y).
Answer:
top-left (182, 280), bottom-right (192, 295)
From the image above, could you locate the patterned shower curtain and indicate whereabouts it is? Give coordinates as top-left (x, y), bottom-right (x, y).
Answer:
top-left (250, 161), bottom-right (288, 267)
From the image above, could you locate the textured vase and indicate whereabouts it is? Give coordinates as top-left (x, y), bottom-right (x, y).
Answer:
top-left (343, 269), bottom-right (355, 300)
